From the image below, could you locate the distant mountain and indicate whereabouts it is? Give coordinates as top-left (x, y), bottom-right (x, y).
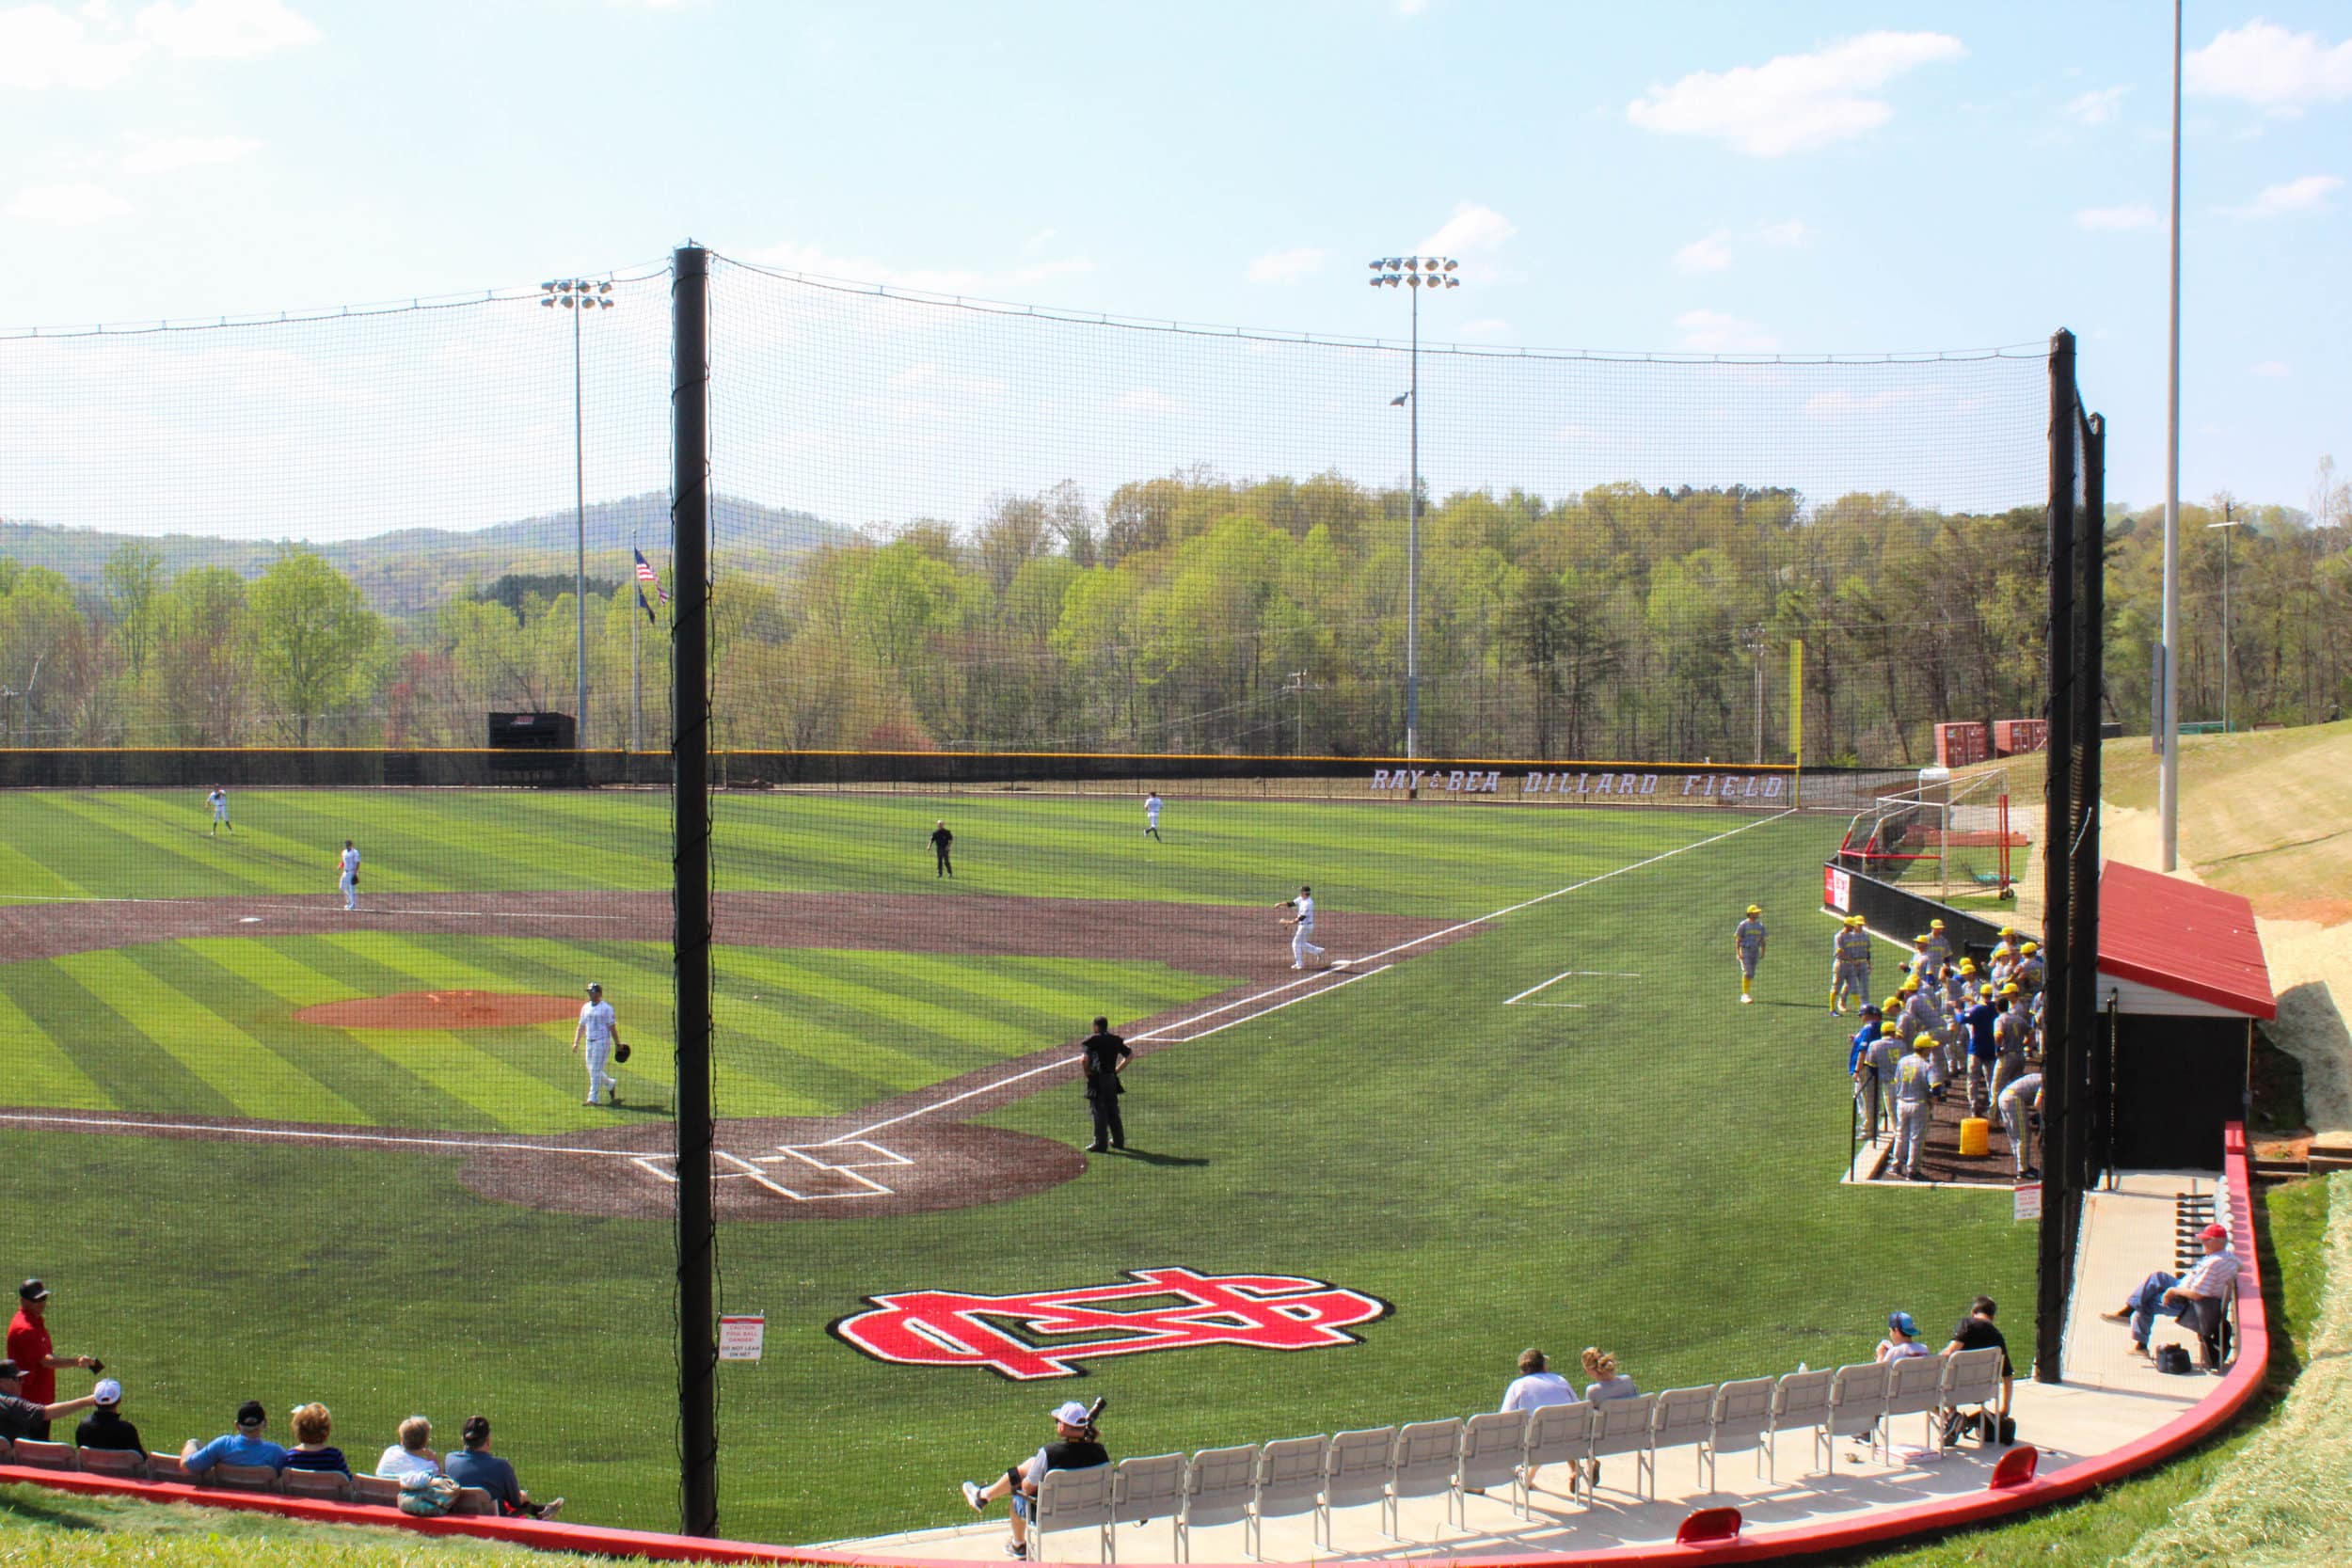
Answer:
top-left (0, 492), bottom-right (844, 616)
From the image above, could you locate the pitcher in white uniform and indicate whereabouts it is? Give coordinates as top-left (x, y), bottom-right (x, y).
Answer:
top-left (573, 982), bottom-right (620, 1107)
top-left (337, 840), bottom-right (360, 911)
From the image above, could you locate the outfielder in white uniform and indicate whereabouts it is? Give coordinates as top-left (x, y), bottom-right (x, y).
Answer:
top-left (573, 982), bottom-right (621, 1107)
top-left (337, 840), bottom-right (361, 911)
top-left (207, 786), bottom-right (231, 836)
top-left (1284, 884), bottom-right (1326, 970)
top-left (1144, 793), bottom-right (1163, 841)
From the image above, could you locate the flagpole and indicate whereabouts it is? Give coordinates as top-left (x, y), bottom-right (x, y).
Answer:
top-left (632, 527), bottom-right (644, 760)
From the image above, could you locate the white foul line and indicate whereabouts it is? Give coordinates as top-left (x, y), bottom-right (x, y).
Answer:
top-left (1503, 970), bottom-right (1643, 1006)
top-left (1137, 964), bottom-right (1391, 1044)
top-left (0, 1110), bottom-right (636, 1159)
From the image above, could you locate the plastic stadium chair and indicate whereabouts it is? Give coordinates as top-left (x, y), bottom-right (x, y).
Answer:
top-left (208, 1462), bottom-right (282, 1494)
top-left (350, 1472), bottom-right (403, 1508)
top-left (142, 1452), bottom-right (191, 1482)
top-left (1176, 1444), bottom-right (1257, 1563)
top-left (1767, 1369), bottom-right (1834, 1481)
top-left (1883, 1353), bottom-right (1951, 1450)
top-left (1110, 1453), bottom-right (1185, 1564)
top-left (1033, 1464), bottom-right (1114, 1562)
top-left (1317, 1426), bottom-right (1395, 1547)
top-left (1249, 1436), bottom-right (1327, 1561)
top-left (281, 1467), bottom-right (353, 1502)
top-left (1648, 1386), bottom-right (1718, 1493)
top-left (5, 1439), bottom-right (74, 1471)
top-left (1520, 1399), bottom-right (1595, 1509)
top-left (1451, 1411), bottom-right (1527, 1527)
top-left (1702, 1377), bottom-right (1775, 1492)
top-left (1384, 1418), bottom-right (1460, 1542)
top-left (75, 1447), bottom-right (149, 1481)
top-left (1827, 1362), bottom-right (1892, 1461)
top-left (1589, 1393), bottom-right (1659, 1500)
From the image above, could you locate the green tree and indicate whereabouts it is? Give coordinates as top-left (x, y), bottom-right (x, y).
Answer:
top-left (246, 548), bottom-right (383, 744)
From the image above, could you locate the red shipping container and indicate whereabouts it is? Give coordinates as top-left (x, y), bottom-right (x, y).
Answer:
top-left (1935, 721), bottom-right (1989, 768)
top-left (1993, 719), bottom-right (2049, 757)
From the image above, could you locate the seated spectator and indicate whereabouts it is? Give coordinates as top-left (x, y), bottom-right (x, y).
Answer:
top-left (0, 1358), bottom-right (99, 1443)
top-left (376, 1414), bottom-right (441, 1480)
top-left (1876, 1311), bottom-right (1929, 1362)
top-left (2101, 1223), bottom-right (2238, 1360)
top-left (1500, 1348), bottom-right (1578, 1412)
top-left (182, 1399), bottom-right (290, 1474)
top-left (73, 1378), bottom-right (141, 1454)
top-left (444, 1415), bottom-right (564, 1520)
top-left (281, 1402), bottom-right (351, 1476)
top-left (960, 1401), bottom-right (1108, 1560)
top-left (1580, 1347), bottom-right (1637, 1402)
top-left (1940, 1297), bottom-right (2013, 1428)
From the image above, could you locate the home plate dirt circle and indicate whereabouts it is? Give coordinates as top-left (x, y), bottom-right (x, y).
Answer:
top-left (458, 1117), bottom-right (1086, 1221)
top-left (294, 991), bottom-right (580, 1029)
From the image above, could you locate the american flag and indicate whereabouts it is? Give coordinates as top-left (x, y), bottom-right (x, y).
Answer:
top-left (633, 548), bottom-right (671, 606)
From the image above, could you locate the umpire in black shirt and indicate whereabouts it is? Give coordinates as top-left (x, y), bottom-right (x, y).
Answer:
top-left (1080, 1016), bottom-right (1132, 1153)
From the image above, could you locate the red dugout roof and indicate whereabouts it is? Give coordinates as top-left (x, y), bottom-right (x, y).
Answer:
top-left (2099, 862), bottom-right (2277, 1019)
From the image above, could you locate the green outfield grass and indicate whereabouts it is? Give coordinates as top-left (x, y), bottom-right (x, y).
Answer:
top-left (0, 788), bottom-right (2035, 1546)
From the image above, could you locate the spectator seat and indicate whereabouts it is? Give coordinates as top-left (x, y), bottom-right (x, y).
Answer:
top-left (208, 1462), bottom-right (282, 1494)
top-left (1767, 1368), bottom-right (1834, 1481)
top-left (1883, 1353), bottom-right (1951, 1450)
top-left (281, 1467), bottom-right (353, 1501)
top-left (350, 1473), bottom-right (403, 1508)
top-left (1175, 1444), bottom-right (1256, 1563)
top-left (1520, 1399), bottom-right (1595, 1509)
top-left (1649, 1386), bottom-right (1717, 1491)
top-left (1588, 1392), bottom-right (1659, 1500)
top-left (1109, 1452), bottom-right (1184, 1563)
top-left (76, 1447), bottom-right (148, 1481)
top-left (1384, 1418), bottom-right (1459, 1541)
top-left (1317, 1426), bottom-right (1393, 1546)
top-left (6, 1439), bottom-right (74, 1471)
top-left (1032, 1463), bottom-right (1114, 1563)
top-left (1248, 1436), bottom-right (1326, 1561)
top-left (1701, 1377), bottom-right (1775, 1492)
top-left (1450, 1411), bottom-right (1526, 1525)
top-left (1827, 1362), bottom-right (1892, 1460)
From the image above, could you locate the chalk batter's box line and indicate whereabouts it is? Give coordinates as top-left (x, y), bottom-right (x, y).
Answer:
top-left (629, 1142), bottom-right (907, 1202)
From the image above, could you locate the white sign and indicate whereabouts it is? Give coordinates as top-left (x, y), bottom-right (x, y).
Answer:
top-left (719, 1315), bottom-right (766, 1362)
top-left (2012, 1183), bottom-right (2042, 1223)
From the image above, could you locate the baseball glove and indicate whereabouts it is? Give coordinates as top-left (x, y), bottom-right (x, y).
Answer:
top-left (614, 1041), bottom-right (631, 1064)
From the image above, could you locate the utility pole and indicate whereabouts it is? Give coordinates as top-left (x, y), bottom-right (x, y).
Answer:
top-left (1282, 671), bottom-right (1324, 755)
top-left (2158, 0), bottom-right (2185, 868)
top-left (1743, 626), bottom-right (1767, 764)
top-left (2208, 503), bottom-right (2246, 733)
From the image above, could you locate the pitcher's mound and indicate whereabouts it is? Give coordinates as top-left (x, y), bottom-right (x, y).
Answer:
top-left (295, 991), bottom-right (580, 1029)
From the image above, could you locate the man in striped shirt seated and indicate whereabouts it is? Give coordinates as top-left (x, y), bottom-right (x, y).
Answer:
top-left (2102, 1223), bottom-right (2239, 1360)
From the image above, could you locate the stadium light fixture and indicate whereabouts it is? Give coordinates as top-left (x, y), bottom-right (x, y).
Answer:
top-left (1363, 254), bottom-right (1461, 761)
top-left (541, 277), bottom-right (618, 752)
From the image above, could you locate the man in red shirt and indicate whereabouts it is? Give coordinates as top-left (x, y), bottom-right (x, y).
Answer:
top-left (7, 1280), bottom-right (100, 1441)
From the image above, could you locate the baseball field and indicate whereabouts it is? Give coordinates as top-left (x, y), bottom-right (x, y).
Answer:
top-left (0, 786), bottom-right (2035, 1544)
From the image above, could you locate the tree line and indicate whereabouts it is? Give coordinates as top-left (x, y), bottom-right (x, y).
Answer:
top-left (3, 463), bottom-right (2346, 764)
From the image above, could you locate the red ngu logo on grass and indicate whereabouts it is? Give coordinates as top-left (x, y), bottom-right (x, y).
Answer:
top-left (831, 1266), bottom-right (1391, 1380)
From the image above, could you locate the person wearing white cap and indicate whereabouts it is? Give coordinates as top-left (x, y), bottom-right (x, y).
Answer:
top-left (74, 1377), bottom-right (141, 1453)
top-left (571, 983), bottom-right (622, 1108)
top-left (960, 1399), bottom-right (1109, 1560)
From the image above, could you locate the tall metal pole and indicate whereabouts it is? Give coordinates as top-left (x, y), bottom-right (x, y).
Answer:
top-left (2214, 508), bottom-right (2235, 733)
top-left (1406, 280), bottom-right (1420, 760)
top-left (2036, 329), bottom-right (2079, 1385)
top-left (2158, 0), bottom-right (2184, 869)
top-left (574, 297), bottom-right (590, 751)
top-left (632, 525), bottom-right (644, 759)
top-left (672, 245), bottom-right (718, 1538)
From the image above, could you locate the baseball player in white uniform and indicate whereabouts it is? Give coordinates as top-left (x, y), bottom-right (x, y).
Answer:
top-left (207, 786), bottom-right (231, 836)
top-left (1283, 884), bottom-right (1326, 970)
top-left (1143, 793), bottom-right (1163, 841)
top-left (573, 982), bottom-right (621, 1107)
top-left (337, 840), bottom-right (361, 911)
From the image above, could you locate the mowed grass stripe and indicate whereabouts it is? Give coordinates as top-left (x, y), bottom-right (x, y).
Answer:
top-left (51, 950), bottom-right (367, 1123)
top-left (255, 794), bottom-right (536, 894)
top-left (0, 960), bottom-right (230, 1115)
top-left (262, 790), bottom-right (670, 893)
top-left (808, 948), bottom-right (1230, 1040)
top-left (718, 947), bottom-right (1028, 1057)
top-left (36, 795), bottom-right (284, 896)
top-left (186, 940), bottom-right (564, 1133)
top-left (0, 836), bottom-right (87, 904)
top-left (99, 792), bottom-right (358, 893)
top-left (709, 978), bottom-right (956, 1096)
top-left (0, 985), bottom-right (114, 1109)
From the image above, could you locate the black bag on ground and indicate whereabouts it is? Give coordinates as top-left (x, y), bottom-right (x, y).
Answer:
top-left (2155, 1344), bottom-right (2195, 1375)
top-left (1977, 1410), bottom-right (2017, 1446)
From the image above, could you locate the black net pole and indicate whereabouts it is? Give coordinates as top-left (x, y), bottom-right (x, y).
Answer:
top-left (2035, 328), bottom-right (2077, 1384)
top-left (672, 244), bottom-right (720, 1536)
top-left (2073, 411), bottom-right (2107, 1196)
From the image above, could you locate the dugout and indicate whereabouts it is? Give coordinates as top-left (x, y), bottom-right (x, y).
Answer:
top-left (2094, 863), bottom-right (2275, 1171)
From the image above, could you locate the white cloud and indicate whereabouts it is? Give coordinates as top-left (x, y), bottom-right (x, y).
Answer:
top-left (748, 239), bottom-right (1093, 295)
top-left (1675, 309), bottom-right (1779, 354)
top-left (120, 132), bottom-right (260, 172)
top-left (1246, 246), bottom-right (1325, 285)
top-left (1626, 31), bottom-right (1965, 156)
top-left (1756, 218), bottom-right (1808, 247)
top-left (2063, 85), bottom-right (2128, 125)
top-left (1673, 230), bottom-right (1733, 274)
top-left (2249, 360), bottom-right (2290, 378)
top-left (0, 4), bottom-right (141, 87)
top-left (1392, 0), bottom-right (1427, 14)
top-left (2186, 21), bottom-right (2352, 114)
top-left (2231, 174), bottom-right (2341, 218)
top-left (1022, 228), bottom-right (1057, 254)
top-left (2074, 203), bottom-right (2161, 230)
top-left (7, 182), bottom-right (132, 225)
top-left (1419, 201), bottom-right (1516, 258)
top-left (134, 0), bottom-right (316, 56)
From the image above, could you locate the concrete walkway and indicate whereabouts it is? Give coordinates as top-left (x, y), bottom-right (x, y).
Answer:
top-left (820, 1169), bottom-right (2244, 1564)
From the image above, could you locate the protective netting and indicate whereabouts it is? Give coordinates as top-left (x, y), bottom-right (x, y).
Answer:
top-left (699, 260), bottom-right (2051, 1547)
top-left (1, 256), bottom-right (2056, 1548)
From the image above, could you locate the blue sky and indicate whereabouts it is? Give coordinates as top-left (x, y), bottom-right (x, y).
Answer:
top-left (2, 0), bottom-right (2346, 534)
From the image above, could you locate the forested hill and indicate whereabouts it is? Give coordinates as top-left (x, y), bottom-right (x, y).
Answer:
top-left (0, 492), bottom-right (838, 615)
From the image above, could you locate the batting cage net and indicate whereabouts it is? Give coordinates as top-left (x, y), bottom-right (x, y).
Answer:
top-left (3, 254), bottom-right (2058, 1548)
